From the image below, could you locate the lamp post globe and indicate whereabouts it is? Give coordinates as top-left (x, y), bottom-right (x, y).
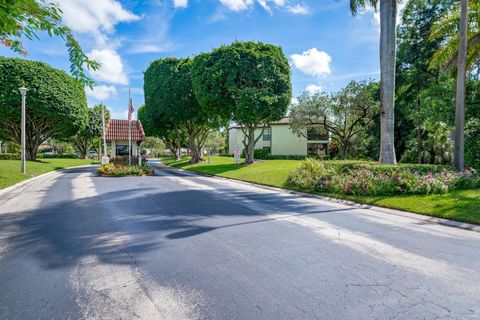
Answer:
top-left (18, 87), bottom-right (28, 174)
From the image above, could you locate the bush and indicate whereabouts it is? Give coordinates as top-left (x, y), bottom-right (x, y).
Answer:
top-left (287, 159), bottom-right (480, 196)
top-left (97, 164), bottom-right (152, 177)
top-left (286, 158), bottom-right (334, 191)
top-left (36, 154), bottom-right (78, 159)
top-left (0, 153), bottom-right (20, 160)
top-left (110, 156), bottom-right (147, 166)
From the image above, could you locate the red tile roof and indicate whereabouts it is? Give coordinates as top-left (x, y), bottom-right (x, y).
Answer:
top-left (105, 119), bottom-right (145, 142)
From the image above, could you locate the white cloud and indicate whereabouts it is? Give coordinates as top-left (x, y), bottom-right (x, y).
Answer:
top-left (218, 0), bottom-right (309, 15)
top-left (173, 0), bottom-right (188, 8)
top-left (87, 49), bottom-right (128, 85)
top-left (86, 85), bottom-right (117, 100)
top-left (291, 48), bottom-right (332, 77)
top-left (58, 0), bottom-right (140, 44)
top-left (219, 0), bottom-right (254, 11)
top-left (286, 4), bottom-right (310, 15)
top-left (305, 84), bottom-right (322, 94)
top-left (127, 43), bottom-right (173, 54)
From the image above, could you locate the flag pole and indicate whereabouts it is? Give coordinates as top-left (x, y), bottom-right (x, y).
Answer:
top-left (128, 89), bottom-right (132, 166)
top-left (102, 103), bottom-right (108, 164)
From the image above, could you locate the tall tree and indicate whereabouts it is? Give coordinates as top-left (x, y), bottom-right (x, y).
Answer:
top-left (343, 0), bottom-right (397, 163)
top-left (0, 57), bottom-right (88, 160)
top-left (396, 0), bottom-right (454, 163)
top-left (70, 104), bottom-right (110, 159)
top-left (290, 81), bottom-right (380, 159)
top-left (138, 104), bottom-right (183, 160)
top-left (0, 0), bottom-right (99, 87)
top-left (454, 0), bottom-right (468, 171)
top-left (144, 58), bottom-right (216, 164)
top-left (192, 41), bottom-right (291, 164)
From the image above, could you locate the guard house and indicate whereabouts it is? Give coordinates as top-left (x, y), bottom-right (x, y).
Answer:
top-left (104, 119), bottom-right (145, 158)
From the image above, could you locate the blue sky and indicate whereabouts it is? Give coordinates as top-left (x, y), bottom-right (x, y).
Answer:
top-left (0, 0), bottom-right (389, 119)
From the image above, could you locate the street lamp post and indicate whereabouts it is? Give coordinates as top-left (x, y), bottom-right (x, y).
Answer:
top-left (19, 87), bottom-right (28, 174)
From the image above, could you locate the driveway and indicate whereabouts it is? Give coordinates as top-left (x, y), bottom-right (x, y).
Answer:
top-left (0, 164), bottom-right (479, 319)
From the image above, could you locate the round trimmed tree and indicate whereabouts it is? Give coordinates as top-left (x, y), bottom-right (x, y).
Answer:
top-left (144, 57), bottom-right (219, 163)
top-left (192, 41), bottom-right (291, 163)
top-left (0, 57), bottom-right (88, 160)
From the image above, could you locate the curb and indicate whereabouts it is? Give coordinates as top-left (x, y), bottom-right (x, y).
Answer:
top-left (0, 164), bottom-right (98, 200)
top-left (153, 163), bottom-right (480, 233)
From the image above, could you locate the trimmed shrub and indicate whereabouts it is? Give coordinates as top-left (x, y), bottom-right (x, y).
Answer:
top-left (0, 153), bottom-right (20, 160)
top-left (286, 158), bottom-right (334, 191)
top-left (287, 159), bottom-right (480, 196)
top-left (97, 164), bottom-right (152, 177)
top-left (37, 154), bottom-right (78, 159)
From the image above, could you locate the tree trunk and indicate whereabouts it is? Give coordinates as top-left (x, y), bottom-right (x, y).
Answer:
top-left (189, 134), bottom-right (201, 164)
top-left (454, 0), bottom-right (468, 172)
top-left (26, 141), bottom-right (41, 161)
top-left (378, 0), bottom-right (397, 164)
top-left (246, 127), bottom-right (256, 164)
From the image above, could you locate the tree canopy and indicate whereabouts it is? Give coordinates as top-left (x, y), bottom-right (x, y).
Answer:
top-left (192, 41), bottom-right (291, 163)
top-left (0, 57), bottom-right (88, 159)
top-left (144, 57), bottom-right (216, 163)
top-left (70, 104), bottom-right (110, 159)
top-left (0, 0), bottom-right (99, 87)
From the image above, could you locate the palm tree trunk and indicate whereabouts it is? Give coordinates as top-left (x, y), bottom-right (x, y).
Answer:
top-left (454, 0), bottom-right (468, 172)
top-left (378, 0), bottom-right (397, 164)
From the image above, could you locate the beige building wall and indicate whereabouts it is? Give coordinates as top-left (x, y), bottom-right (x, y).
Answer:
top-left (229, 124), bottom-right (329, 156)
top-left (270, 125), bottom-right (307, 155)
top-left (228, 128), bottom-right (270, 155)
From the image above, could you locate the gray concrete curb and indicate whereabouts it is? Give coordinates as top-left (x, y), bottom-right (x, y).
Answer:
top-left (152, 162), bottom-right (480, 233)
top-left (0, 164), bottom-right (98, 200)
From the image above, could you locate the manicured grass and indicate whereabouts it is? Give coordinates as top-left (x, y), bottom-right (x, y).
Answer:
top-left (0, 158), bottom-right (97, 190)
top-left (163, 156), bottom-right (301, 187)
top-left (163, 156), bottom-right (480, 225)
top-left (342, 190), bottom-right (480, 225)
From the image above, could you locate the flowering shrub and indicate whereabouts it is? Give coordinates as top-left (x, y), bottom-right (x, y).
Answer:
top-left (97, 164), bottom-right (152, 177)
top-left (286, 158), bottom-right (334, 191)
top-left (287, 159), bottom-right (480, 196)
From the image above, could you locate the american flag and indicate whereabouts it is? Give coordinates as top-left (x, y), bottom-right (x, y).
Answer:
top-left (128, 97), bottom-right (135, 121)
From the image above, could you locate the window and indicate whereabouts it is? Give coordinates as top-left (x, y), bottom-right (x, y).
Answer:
top-left (116, 145), bottom-right (130, 156)
top-left (307, 126), bottom-right (328, 141)
top-left (263, 128), bottom-right (271, 141)
top-left (307, 143), bottom-right (328, 156)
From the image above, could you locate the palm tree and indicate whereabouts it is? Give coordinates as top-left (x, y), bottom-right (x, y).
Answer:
top-left (454, 0), bottom-right (468, 172)
top-left (345, 0), bottom-right (397, 163)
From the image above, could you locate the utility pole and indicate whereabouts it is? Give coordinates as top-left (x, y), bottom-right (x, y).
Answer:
top-left (19, 87), bottom-right (28, 174)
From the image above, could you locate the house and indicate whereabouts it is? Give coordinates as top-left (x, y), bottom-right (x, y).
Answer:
top-left (104, 119), bottom-right (145, 158)
top-left (228, 118), bottom-right (329, 157)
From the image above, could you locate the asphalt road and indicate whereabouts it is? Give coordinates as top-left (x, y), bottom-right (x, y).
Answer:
top-left (0, 163), bottom-right (479, 320)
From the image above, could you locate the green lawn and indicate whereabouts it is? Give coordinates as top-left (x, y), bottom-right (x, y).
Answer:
top-left (162, 156), bottom-right (480, 225)
top-left (0, 159), bottom-right (97, 190)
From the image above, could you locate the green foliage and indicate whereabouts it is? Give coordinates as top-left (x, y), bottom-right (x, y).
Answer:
top-left (192, 41), bottom-right (291, 163)
top-left (290, 80), bottom-right (379, 159)
top-left (70, 104), bottom-right (109, 158)
top-left (287, 158), bottom-right (479, 196)
top-left (429, 0), bottom-right (480, 72)
top-left (0, 58), bottom-right (88, 160)
top-left (143, 58), bottom-right (212, 163)
top-left (204, 131), bottom-right (226, 153)
top-left (97, 164), bottom-right (152, 177)
top-left (140, 136), bottom-right (165, 150)
top-left (465, 118), bottom-right (480, 168)
top-left (286, 158), bottom-right (334, 191)
top-left (0, 153), bottom-right (20, 160)
top-left (0, 0), bottom-right (99, 87)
